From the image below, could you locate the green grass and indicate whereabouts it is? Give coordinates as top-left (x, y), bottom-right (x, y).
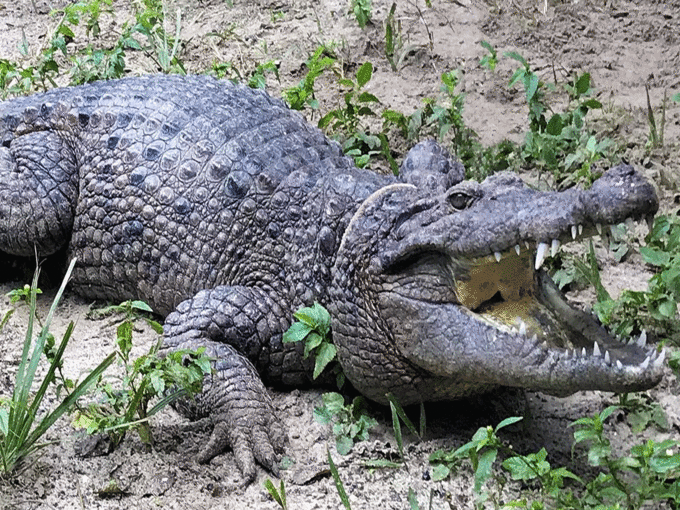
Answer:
top-left (71, 300), bottom-right (211, 449)
top-left (0, 260), bottom-right (115, 476)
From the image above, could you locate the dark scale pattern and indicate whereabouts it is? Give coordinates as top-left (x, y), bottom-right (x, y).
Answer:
top-left (1, 74), bottom-right (662, 482)
top-left (0, 75), bottom-right (393, 481)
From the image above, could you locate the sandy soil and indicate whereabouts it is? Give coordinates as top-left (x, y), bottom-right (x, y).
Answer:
top-left (0, 0), bottom-right (679, 508)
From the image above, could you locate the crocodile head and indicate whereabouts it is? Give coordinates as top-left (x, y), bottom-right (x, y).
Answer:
top-left (330, 160), bottom-right (663, 404)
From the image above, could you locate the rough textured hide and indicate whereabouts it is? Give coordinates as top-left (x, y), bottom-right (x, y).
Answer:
top-left (0, 74), bottom-right (663, 482)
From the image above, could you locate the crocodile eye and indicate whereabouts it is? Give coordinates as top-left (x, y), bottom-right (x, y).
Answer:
top-left (448, 191), bottom-right (473, 210)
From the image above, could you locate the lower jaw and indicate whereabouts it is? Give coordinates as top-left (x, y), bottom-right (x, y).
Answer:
top-left (474, 269), bottom-right (615, 352)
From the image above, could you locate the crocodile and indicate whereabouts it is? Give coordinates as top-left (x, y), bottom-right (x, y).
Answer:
top-left (0, 74), bottom-right (663, 481)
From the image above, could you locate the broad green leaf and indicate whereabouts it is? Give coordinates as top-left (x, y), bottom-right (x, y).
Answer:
top-left (546, 114), bottom-right (564, 135)
top-left (583, 98), bottom-right (602, 109)
top-left (150, 372), bottom-right (164, 395)
top-left (640, 247), bottom-right (671, 267)
top-left (313, 405), bottom-right (332, 424)
top-left (130, 300), bottom-right (153, 313)
top-left (358, 91), bottom-right (379, 104)
top-left (147, 319), bottom-right (163, 335)
top-left (407, 488), bottom-right (419, 510)
top-left (117, 321), bottom-right (133, 353)
top-left (586, 135), bottom-right (597, 153)
top-left (313, 342), bottom-right (336, 379)
top-left (526, 73), bottom-right (540, 102)
top-left (575, 72), bottom-right (591, 95)
top-left (282, 321), bottom-right (312, 343)
top-left (495, 416), bottom-right (523, 431)
top-left (303, 332), bottom-right (323, 358)
top-left (657, 298), bottom-right (677, 319)
top-left (431, 463), bottom-right (451, 481)
top-left (336, 435), bottom-right (354, 455)
top-left (588, 443), bottom-right (612, 466)
top-left (356, 62), bottom-right (373, 88)
top-left (321, 392), bottom-right (345, 414)
top-left (474, 448), bottom-right (498, 492)
top-left (650, 451), bottom-right (680, 473)
top-left (507, 67), bottom-right (525, 88)
top-left (502, 457), bottom-right (539, 481)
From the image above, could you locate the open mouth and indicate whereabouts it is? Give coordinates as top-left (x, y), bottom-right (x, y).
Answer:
top-left (452, 221), bottom-right (665, 371)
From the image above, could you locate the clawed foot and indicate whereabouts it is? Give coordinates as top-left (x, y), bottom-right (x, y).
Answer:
top-left (196, 406), bottom-right (287, 483)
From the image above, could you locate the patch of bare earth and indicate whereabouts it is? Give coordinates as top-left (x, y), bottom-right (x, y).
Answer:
top-left (0, 0), bottom-right (679, 508)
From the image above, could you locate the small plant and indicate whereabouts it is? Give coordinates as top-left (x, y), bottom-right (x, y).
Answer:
top-left (283, 44), bottom-right (337, 111)
top-left (314, 392), bottom-right (377, 455)
top-left (506, 52), bottom-right (613, 188)
top-left (568, 406), bottom-right (680, 509)
top-left (618, 392), bottom-right (669, 433)
top-left (431, 409), bottom-right (680, 509)
top-left (208, 60), bottom-right (279, 89)
top-left (385, 393), bottom-right (423, 459)
top-left (264, 478), bottom-right (288, 509)
top-left (429, 416), bottom-right (522, 502)
top-left (575, 215), bottom-right (680, 342)
top-left (319, 61), bottom-right (396, 171)
top-left (384, 68), bottom-right (510, 181)
top-left (129, 0), bottom-right (186, 74)
top-left (71, 300), bottom-right (211, 449)
top-left (479, 40), bottom-right (498, 71)
top-left (350, 0), bottom-right (372, 28)
top-left (0, 260), bottom-right (115, 476)
top-left (384, 3), bottom-right (419, 72)
top-left (283, 302), bottom-right (341, 382)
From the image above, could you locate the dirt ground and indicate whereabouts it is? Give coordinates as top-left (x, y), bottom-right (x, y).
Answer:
top-left (1, 0), bottom-right (679, 508)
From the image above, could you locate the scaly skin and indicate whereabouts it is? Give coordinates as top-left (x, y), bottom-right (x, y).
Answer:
top-left (0, 75), bottom-right (662, 482)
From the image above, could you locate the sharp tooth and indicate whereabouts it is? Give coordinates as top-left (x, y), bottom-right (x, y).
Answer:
top-left (596, 223), bottom-right (602, 235)
top-left (605, 351), bottom-right (611, 364)
top-left (646, 215), bottom-right (654, 232)
top-left (535, 242), bottom-right (549, 270)
top-left (616, 360), bottom-right (623, 370)
top-left (640, 356), bottom-right (650, 370)
top-left (637, 330), bottom-right (647, 347)
top-left (565, 349), bottom-right (571, 357)
top-left (581, 347), bottom-right (587, 357)
top-left (525, 241), bottom-right (531, 250)
top-left (578, 224), bottom-right (583, 236)
top-left (593, 341), bottom-right (601, 357)
top-left (653, 348), bottom-right (666, 368)
top-left (571, 225), bottom-right (578, 239)
top-left (494, 251), bottom-right (502, 262)
top-left (515, 244), bottom-right (521, 256)
top-left (551, 239), bottom-right (561, 257)
top-left (519, 320), bottom-right (527, 336)
top-left (541, 340), bottom-right (548, 349)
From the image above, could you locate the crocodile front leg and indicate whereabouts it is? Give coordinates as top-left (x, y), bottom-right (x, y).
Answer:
top-left (162, 285), bottom-right (291, 482)
top-left (0, 131), bottom-right (79, 257)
